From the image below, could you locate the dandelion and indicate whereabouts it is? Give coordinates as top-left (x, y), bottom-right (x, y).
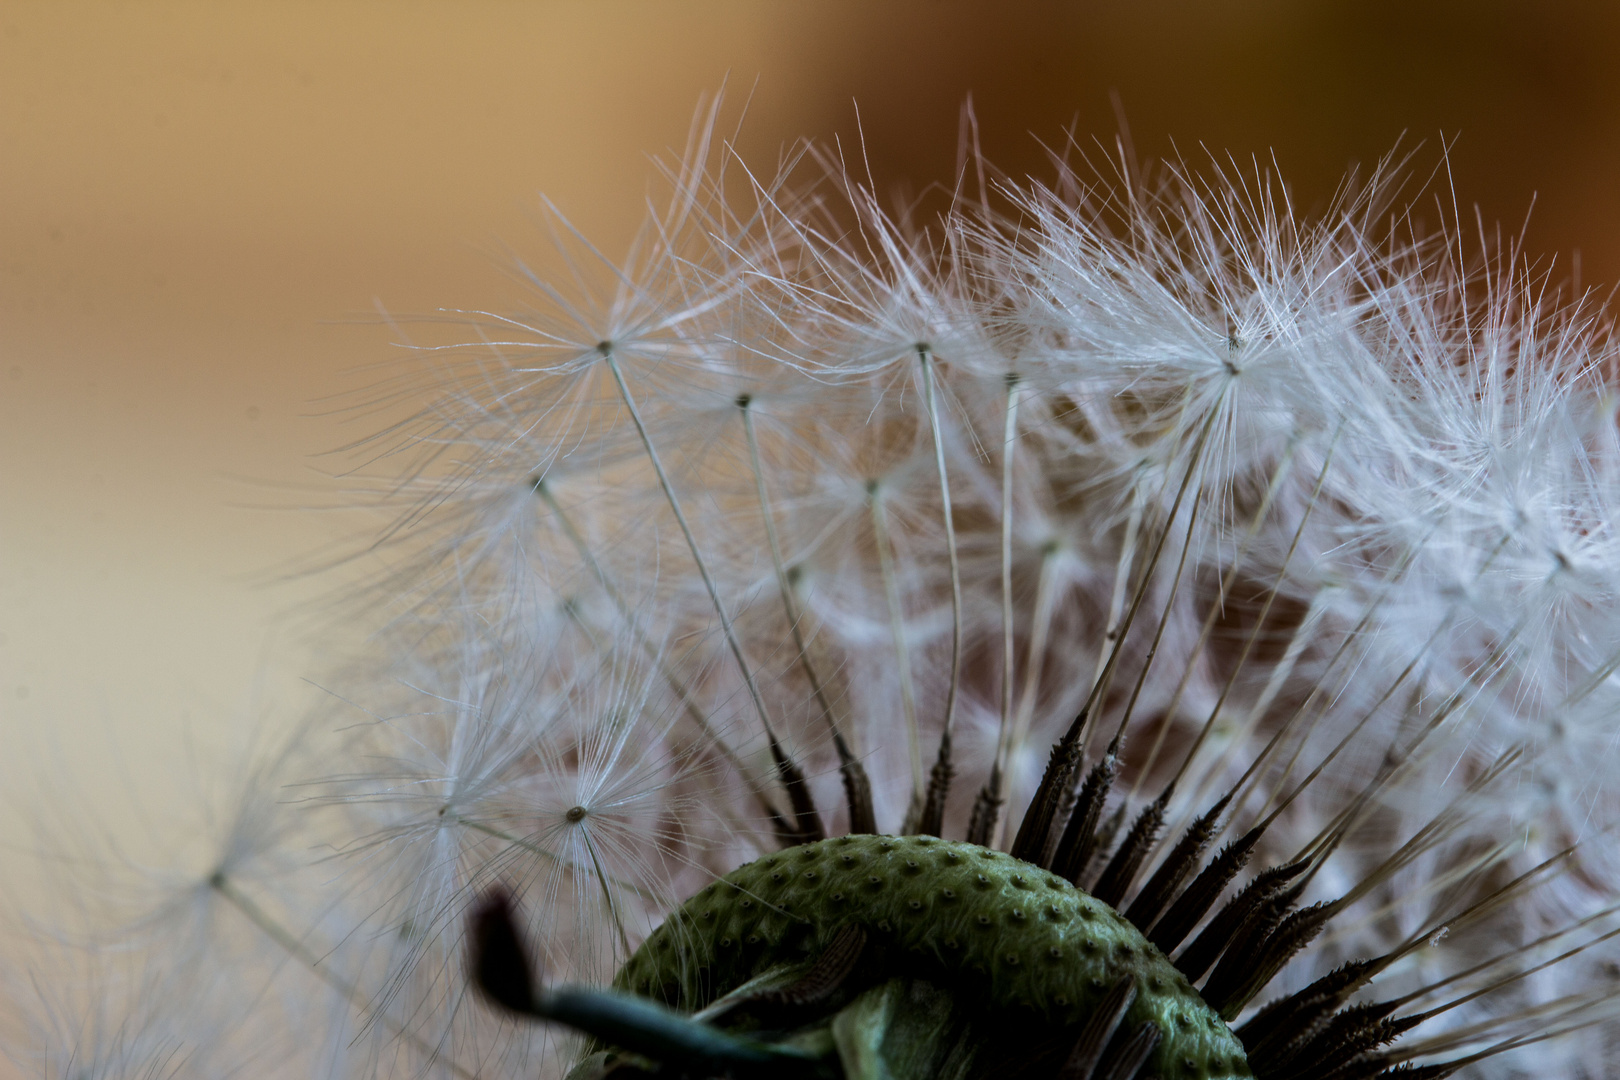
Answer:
top-left (23, 107), bottom-right (1620, 1079)
top-left (395, 123), bottom-right (1620, 1078)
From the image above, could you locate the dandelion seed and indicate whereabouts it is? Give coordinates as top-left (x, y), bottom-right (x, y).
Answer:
top-left (435, 128), bottom-right (1620, 1079)
top-left (31, 106), bottom-right (1620, 1080)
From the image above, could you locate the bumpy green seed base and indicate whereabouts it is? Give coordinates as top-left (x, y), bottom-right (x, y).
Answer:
top-left (616, 835), bottom-right (1251, 1080)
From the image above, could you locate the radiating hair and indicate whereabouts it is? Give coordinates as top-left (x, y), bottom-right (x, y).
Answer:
top-left (20, 102), bottom-right (1620, 1079)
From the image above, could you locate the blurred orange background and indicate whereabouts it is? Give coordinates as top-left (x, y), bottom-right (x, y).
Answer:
top-left (2, 0), bottom-right (1618, 1016)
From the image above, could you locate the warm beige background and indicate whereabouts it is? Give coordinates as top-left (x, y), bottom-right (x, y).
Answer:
top-left (3, 0), bottom-right (1619, 1035)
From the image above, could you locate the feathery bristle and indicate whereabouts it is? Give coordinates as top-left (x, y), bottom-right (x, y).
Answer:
top-left (24, 101), bottom-right (1620, 1080)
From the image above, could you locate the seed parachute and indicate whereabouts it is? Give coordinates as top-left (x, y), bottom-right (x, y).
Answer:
top-left (25, 102), bottom-right (1620, 1080)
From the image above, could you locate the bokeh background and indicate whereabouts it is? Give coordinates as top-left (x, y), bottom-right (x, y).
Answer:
top-left (4, 0), bottom-right (1620, 1040)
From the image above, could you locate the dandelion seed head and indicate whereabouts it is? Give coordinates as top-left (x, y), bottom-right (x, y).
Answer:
top-left (33, 106), bottom-right (1620, 1079)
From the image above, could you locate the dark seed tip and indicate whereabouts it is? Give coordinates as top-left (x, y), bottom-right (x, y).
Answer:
top-left (470, 889), bottom-right (540, 1016)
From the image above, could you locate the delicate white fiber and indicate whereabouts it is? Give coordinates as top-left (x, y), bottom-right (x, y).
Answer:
top-left (20, 107), bottom-right (1620, 1078)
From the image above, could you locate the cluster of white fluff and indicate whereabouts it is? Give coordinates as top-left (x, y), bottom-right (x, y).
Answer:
top-left (17, 109), bottom-right (1620, 1079)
